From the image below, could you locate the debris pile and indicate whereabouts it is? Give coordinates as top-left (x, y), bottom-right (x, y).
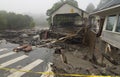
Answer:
top-left (52, 45), bottom-right (120, 76)
top-left (38, 29), bottom-right (120, 76)
top-left (1, 27), bottom-right (120, 76)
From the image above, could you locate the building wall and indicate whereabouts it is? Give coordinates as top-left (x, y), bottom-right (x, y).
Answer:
top-left (101, 31), bottom-right (120, 49)
top-left (52, 4), bottom-right (82, 17)
top-left (51, 4), bottom-right (88, 24)
top-left (91, 6), bottom-right (120, 49)
top-left (84, 12), bottom-right (89, 18)
top-left (100, 10), bottom-right (120, 49)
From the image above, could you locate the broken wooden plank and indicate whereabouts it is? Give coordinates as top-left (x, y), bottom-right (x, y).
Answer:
top-left (102, 53), bottom-right (119, 65)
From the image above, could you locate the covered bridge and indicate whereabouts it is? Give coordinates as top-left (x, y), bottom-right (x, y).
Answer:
top-left (48, 2), bottom-right (89, 34)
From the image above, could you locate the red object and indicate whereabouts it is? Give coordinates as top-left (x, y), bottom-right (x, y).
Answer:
top-left (23, 45), bottom-right (32, 52)
top-left (13, 44), bottom-right (32, 52)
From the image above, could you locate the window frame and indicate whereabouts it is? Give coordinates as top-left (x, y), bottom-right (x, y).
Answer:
top-left (103, 14), bottom-right (120, 34)
top-left (115, 15), bottom-right (120, 32)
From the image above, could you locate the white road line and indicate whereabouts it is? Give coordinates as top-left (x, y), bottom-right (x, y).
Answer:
top-left (0, 52), bottom-right (16, 59)
top-left (8, 59), bottom-right (43, 77)
top-left (0, 55), bottom-right (28, 68)
top-left (0, 48), bottom-right (8, 52)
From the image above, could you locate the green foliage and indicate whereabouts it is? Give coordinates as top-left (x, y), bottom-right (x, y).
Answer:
top-left (0, 10), bottom-right (35, 30)
top-left (0, 11), bottom-right (7, 29)
top-left (65, 0), bottom-right (78, 7)
top-left (46, 0), bottom-right (78, 16)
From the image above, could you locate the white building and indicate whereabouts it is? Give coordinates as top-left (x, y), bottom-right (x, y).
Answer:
top-left (92, 0), bottom-right (120, 49)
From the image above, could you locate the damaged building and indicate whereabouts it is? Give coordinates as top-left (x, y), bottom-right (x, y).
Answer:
top-left (51, 0), bottom-right (120, 75)
top-left (48, 2), bottom-right (89, 34)
top-left (91, 0), bottom-right (120, 67)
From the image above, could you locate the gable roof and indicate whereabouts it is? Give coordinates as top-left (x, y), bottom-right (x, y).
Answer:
top-left (48, 2), bottom-right (88, 16)
top-left (93, 0), bottom-right (120, 14)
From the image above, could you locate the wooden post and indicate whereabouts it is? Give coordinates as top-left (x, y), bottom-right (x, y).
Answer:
top-left (44, 30), bottom-right (48, 39)
top-left (101, 43), bottom-right (111, 65)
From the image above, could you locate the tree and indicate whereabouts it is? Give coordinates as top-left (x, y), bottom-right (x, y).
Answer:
top-left (0, 10), bottom-right (35, 30)
top-left (0, 15), bottom-right (7, 30)
top-left (65, 0), bottom-right (78, 7)
top-left (0, 11), bottom-right (7, 30)
top-left (86, 3), bottom-right (95, 13)
top-left (46, 0), bottom-right (78, 16)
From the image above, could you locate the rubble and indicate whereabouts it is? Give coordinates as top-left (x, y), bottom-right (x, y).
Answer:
top-left (1, 28), bottom-right (120, 76)
top-left (52, 45), bottom-right (120, 76)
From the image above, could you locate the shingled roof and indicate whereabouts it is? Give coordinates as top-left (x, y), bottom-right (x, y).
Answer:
top-left (94, 0), bottom-right (120, 12)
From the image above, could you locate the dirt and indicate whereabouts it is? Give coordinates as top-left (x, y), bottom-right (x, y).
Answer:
top-left (1, 29), bottom-right (120, 76)
top-left (51, 42), bottom-right (120, 77)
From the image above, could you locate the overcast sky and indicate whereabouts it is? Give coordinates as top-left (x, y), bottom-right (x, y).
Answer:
top-left (0, 0), bottom-right (100, 15)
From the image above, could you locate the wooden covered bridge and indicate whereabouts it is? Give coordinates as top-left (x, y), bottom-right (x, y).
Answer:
top-left (48, 2), bottom-right (89, 34)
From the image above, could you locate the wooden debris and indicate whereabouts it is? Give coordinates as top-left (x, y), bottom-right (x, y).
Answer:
top-left (54, 48), bottom-right (68, 64)
top-left (60, 54), bottom-right (68, 64)
top-left (13, 44), bottom-right (28, 52)
top-left (102, 53), bottom-right (118, 65)
top-left (23, 45), bottom-right (32, 52)
top-left (13, 44), bottom-right (32, 52)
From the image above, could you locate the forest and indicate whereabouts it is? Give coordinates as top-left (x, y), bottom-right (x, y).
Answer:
top-left (0, 11), bottom-right (35, 30)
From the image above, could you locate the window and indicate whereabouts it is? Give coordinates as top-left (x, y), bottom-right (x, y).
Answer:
top-left (116, 15), bottom-right (120, 32)
top-left (106, 15), bottom-right (116, 31)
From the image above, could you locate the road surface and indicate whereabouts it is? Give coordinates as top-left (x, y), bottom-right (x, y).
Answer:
top-left (0, 42), bottom-right (54, 77)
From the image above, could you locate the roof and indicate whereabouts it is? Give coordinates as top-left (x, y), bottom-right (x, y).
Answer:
top-left (93, 0), bottom-right (120, 13)
top-left (48, 2), bottom-right (88, 16)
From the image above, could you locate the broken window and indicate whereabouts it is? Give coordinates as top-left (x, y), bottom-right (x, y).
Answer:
top-left (116, 15), bottom-right (120, 32)
top-left (106, 15), bottom-right (116, 31)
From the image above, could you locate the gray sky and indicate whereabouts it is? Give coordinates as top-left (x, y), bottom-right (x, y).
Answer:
top-left (0, 0), bottom-right (100, 15)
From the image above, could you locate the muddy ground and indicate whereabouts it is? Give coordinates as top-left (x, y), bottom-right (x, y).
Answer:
top-left (52, 43), bottom-right (120, 77)
top-left (0, 29), bottom-right (120, 77)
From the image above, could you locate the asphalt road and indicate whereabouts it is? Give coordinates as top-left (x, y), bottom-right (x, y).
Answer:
top-left (0, 42), bottom-right (54, 77)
